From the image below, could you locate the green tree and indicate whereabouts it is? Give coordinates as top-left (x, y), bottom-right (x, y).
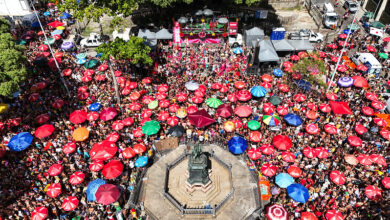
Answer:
top-left (0, 18), bottom-right (10, 34)
top-left (0, 18), bottom-right (28, 98)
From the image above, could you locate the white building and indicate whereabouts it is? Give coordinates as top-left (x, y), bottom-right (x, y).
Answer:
top-left (0, 0), bottom-right (32, 18)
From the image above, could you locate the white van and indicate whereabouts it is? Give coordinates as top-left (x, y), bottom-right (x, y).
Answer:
top-left (354, 53), bottom-right (382, 75)
top-left (22, 13), bottom-right (38, 27)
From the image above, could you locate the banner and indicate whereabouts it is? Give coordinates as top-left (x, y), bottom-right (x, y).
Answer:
top-left (173, 26), bottom-right (181, 44)
top-left (370, 27), bottom-right (383, 37)
top-left (229, 22), bottom-right (237, 35)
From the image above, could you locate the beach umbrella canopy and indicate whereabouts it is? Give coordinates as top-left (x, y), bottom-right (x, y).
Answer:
top-left (352, 76), bottom-right (368, 88)
top-left (100, 107), bottom-right (117, 121)
top-left (284, 114), bottom-right (302, 126)
top-left (294, 93), bottom-right (307, 102)
top-left (281, 151), bottom-right (295, 162)
top-left (260, 144), bottom-right (275, 155)
top-left (168, 125), bottom-right (185, 137)
top-left (362, 106), bottom-right (374, 115)
top-left (70, 171), bottom-right (85, 185)
top-left (142, 120), bottom-right (160, 135)
top-left (278, 84), bottom-right (289, 93)
top-left (69, 110), bottom-right (87, 124)
top-left (228, 136), bottom-right (247, 154)
top-left (48, 164), bottom-right (63, 176)
top-left (319, 103), bottom-right (332, 113)
top-left (371, 100), bottom-right (385, 110)
top-left (261, 164), bottom-right (277, 177)
top-left (123, 148), bottom-right (136, 159)
top-left (8, 132), bottom-right (33, 151)
top-left (86, 179), bottom-right (106, 201)
top-left (357, 154), bottom-right (372, 165)
top-left (35, 124), bottom-right (55, 138)
top-left (273, 135), bottom-right (292, 150)
top-left (354, 124), bottom-right (368, 135)
top-left (337, 77), bottom-right (354, 87)
top-left (325, 210), bottom-right (344, 220)
top-left (301, 212), bottom-right (318, 220)
top-left (90, 141), bottom-right (117, 161)
top-left (224, 121), bottom-right (236, 132)
top-left (234, 81), bottom-right (245, 89)
top-left (135, 156), bottom-right (148, 167)
top-left (288, 165), bottom-right (302, 178)
top-left (167, 116), bottom-right (179, 126)
top-left (61, 196), bottom-right (79, 211)
top-left (370, 154), bottom-right (387, 166)
top-left (84, 59), bottom-right (98, 69)
top-left (287, 183), bottom-right (309, 203)
top-left (356, 64), bottom-right (368, 71)
top-left (95, 184), bottom-right (121, 205)
top-left (185, 81), bottom-right (199, 91)
top-left (63, 142), bottom-right (76, 154)
top-left (206, 98), bottom-right (222, 108)
top-left (348, 136), bottom-right (362, 147)
top-left (31, 206), bottom-right (48, 220)
top-left (247, 120), bottom-right (261, 130)
top-left (266, 204), bottom-right (288, 220)
top-left (46, 183), bottom-right (61, 198)
top-left (276, 106), bottom-right (288, 116)
top-left (303, 147), bottom-right (317, 158)
top-left (247, 148), bottom-right (262, 160)
top-left (89, 103), bottom-right (101, 111)
top-left (270, 96), bottom-right (282, 105)
top-left (324, 124), bottom-right (337, 134)
top-left (188, 109), bottom-right (215, 128)
top-left (365, 185), bottom-right (381, 200)
top-left (48, 20), bottom-right (64, 28)
top-left (305, 110), bottom-right (319, 120)
top-left (216, 104), bottom-right (233, 118)
top-left (250, 86), bottom-right (267, 97)
top-left (382, 177), bottom-right (390, 189)
top-left (276, 173), bottom-right (294, 188)
top-left (374, 117), bottom-right (387, 127)
top-left (249, 131), bottom-right (263, 142)
top-left (306, 124), bottom-right (319, 134)
top-left (263, 103), bottom-right (275, 114)
top-left (344, 155), bottom-right (358, 165)
top-left (378, 53), bottom-right (388, 59)
top-left (87, 112), bottom-right (99, 121)
top-left (273, 68), bottom-right (283, 77)
top-left (365, 92), bottom-right (378, 101)
top-left (330, 170), bottom-right (346, 185)
top-left (133, 143), bottom-right (146, 154)
top-left (263, 114), bottom-right (281, 127)
top-left (236, 90), bottom-right (252, 101)
top-left (102, 160), bottom-right (123, 179)
top-left (380, 130), bottom-right (390, 140)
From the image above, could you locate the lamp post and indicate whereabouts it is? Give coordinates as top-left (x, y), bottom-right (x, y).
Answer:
top-left (28, 0), bottom-right (70, 97)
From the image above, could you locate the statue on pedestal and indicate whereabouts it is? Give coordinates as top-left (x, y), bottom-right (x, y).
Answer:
top-left (187, 144), bottom-right (210, 185)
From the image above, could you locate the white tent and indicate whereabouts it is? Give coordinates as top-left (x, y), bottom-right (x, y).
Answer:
top-left (258, 40), bottom-right (279, 62)
top-left (138, 29), bottom-right (156, 39)
top-left (156, 29), bottom-right (173, 40)
top-left (287, 40), bottom-right (314, 51)
top-left (244, 27), bottom-right (264, 47)
top-left (272, 39), bottom-right (295, 52)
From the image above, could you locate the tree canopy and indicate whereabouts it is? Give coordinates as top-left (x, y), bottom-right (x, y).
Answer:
top-left (0, 18), bottom-right (28, 98)
top-left (96, 36), bottom-right (153, 65)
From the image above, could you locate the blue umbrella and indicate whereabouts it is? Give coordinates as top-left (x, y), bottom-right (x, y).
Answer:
top-left (76, 58), bottom-right (86, 65)
top-left (250, 86), bottom-right (267, 97)
top-left (89, 103), bottom-right (101, 111)
top-left (233, 47), bottom-right (243, 54)
top-left (344, 29), bottom-right (353, 35)
top-left (51, 29), bottom-right (63, 36)
top-left (31, 22), bottom-right (40, 28)
top-left (284, 114), bottom-right (302, 126)
top-left (273, 68), bottom-right (283, 77)
top-left (86, 179), bottom-right (106, 201)
top-left (228, 136), bottom-right (247, 154)
top-left (275, 173), bottom-right (294, 188)
top-left (287, 183), bottom-right (309, 203)
top-left (297, 80), bottom-right (311, 91)
top-left (43, 11), bottom-right (51, 16)
top-left (135, 156), bottom-right (148, 167)
top-left (60, 12), bottom-right (71, 19)
top-left (61, 41), bottom-right (74, 50)
top-left (96, 53), bottom-right (103, 58)
top-left (8, 132), bottom-right (33, 151)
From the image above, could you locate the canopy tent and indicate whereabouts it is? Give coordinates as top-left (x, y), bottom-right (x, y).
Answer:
top-left (287, 40), bottom-right (314, 51)
top-left (156, 28), bottom-right (173, 40)
top-left (258, 40), bottom-right (279, 62)
top-left (244, 27), bottom-right (265, 47)
top-left (138, 29), bottom-right (157, 48)
top-left (272, 39), bottom-right (295, 52)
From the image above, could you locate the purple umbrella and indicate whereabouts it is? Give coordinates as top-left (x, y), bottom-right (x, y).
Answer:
top-left (337, 77), bottom-right (354, 87)
top-left (61, 41), bottom-right (74, 50)
top-left (271, 186), bottom-right (280, 195)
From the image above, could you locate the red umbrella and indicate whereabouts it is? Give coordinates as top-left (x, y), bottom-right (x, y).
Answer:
top-left (61, 196), bottom-right (79, 211)
top-left (141, 109), bottom-right (153, 118)
top-left (380, 129), bottom-right (390, 140)
top-left (319, 51), bottom-right (327, 57)
top-left (100, 107), bottom-right (117, 121)
top-left (128, 82), bottom-right (138, 89)
top-left (63, 142), bottom-right (76, 154)
top-left (69, 110), bottom-right (87, 124)
top-left (90, 141), bottom-right (117, 161)
top-left (48, 164), bottom-right (63, 176)
top-left (35, 114), bottom-right (49, 124)
top-left (292, 73), bottom-right (301, 80)
top-left (142, 95), bottom-right (154, 104)
top-left (247, 148), bottom-right (262, 160)
top-left (142, 77), bottom-right (152, 84)
top-left (94, 74), bottom-right (106, 81)
top-left (81, 75), bottom-right (92, 82)
top-left (169, 103), bottom-right (180, 113)
top-left (63, 68), bottom-right (72, 76)
top-left (102, 160), bottom-right (123, 179)
top-left (301, 212), bottom-right (318, 220)
top-left (87, 112), bottom-right (99, 121)
top-left (371, 100), bottom-right (385, 110)
top-left (123, 148), bottom-right (136, 159)
top-left (217, 104), bottom-right (233, 118)
top-left (198, 84), bottom-right (207, 91)
top-left (261, 74), bottom-right (273, 82)
top-left (194, 89), bottom-right (205, 97)
top-left (277, 106), bottom-right (288, 115)
top-left (281, 151), bottom-right (295, 162)
top-left (186, 106), bottom-right (197, 115)
top-left (338, 33), bottom-right (347, 38)
top-left (51, 99), bottom-right (64, 109)
top-left (69, 171), bottom-right (85, 185)
top-left (366, 45), bottom-right (376, 52)
top-left (324, 124), bottom-right (337, 134)
top-left (235, 105), bottom-right (252, 117)
top-left (383, 37), bottom-right (390, 42)
top-left (287, 165), bottom-right (302, 178)
top-left (35, 124), bottom-right (55, 138)
top-left (283, 61), bottom-right (293, 68)
top-left (263, 103), bottom-right (275, 114)
top-left (29, 93), bottom-right (40, 102)
top-left (89, 160), bottom-right (104, 171)
top-left (362, 106), bottom-right (374, 115)
top-left (356, 64), bottom-right (368, 72)
top-left (306, 102), bottom-right (318, 111)
top-left (370, 154), bottom-right (387, 166)
top-left (365, 92), bottom-right (378, 101)
top-left (266, 204), bottom-right (288, 220)
top-left (328, 43), bottom-right (338, 49)
top-left (357, 154), bottom-right (372, 165)
top-left (104, 132), bottom-right (119, 143)
top-left (236, 90), bottom-right (252, 101)
top-left (374, 117), bottom-right (387, 127)
top-left (326, 93), bottom-right (337, 101)
top-left (97, 64), bottom-right (108, 71)
top-left (95, 184), bottom-right (121, 205)
top-left (261, 163), bottom-right (277, 177)
top-left (31, 206), bottom-right (48, 220)
top-left (114, 71), bottom-right (122, 76)
top-left (260, 81), bottom-right (272, 89)
top-left (38, 44), bottom-right (49, 51)
top-left (133, 127), bottom-right (144, 137)
top-left (316, 147), bottom-right (329, 158)
top-left (77, 92), bottom-right (89, 100)
top-left (167, 116), bottom-right (179, 126)
top-left (336, 65), bottom-right (347, 72)
top-left (260, 144), bottom-right (275, 155)
top-left (319, 103), bottom-right (332, 113)
top-left (306, 124), bottom-right (319, 134)
top-left (249, 131), bottom-right (262, 142)
top-left (329, 170), bottom-right (346, 185)
top-left (133, 143), bottom-right (146, 154)
top-left (278, 84), bottom-right (289, 92)
top-left (46, 183), bottom-right (61, 198)
top-left (47, 20), bottom-right (64, 28)
top-left (211, 83), bottom-right (222, 90)
top-left (382, 177), bottom-right (390, 189)
top-left (290, 55), bottom-right (300, 61)
top-left (348, 136), bottom-right (362, 147)
top-left (273, 135), bottom-right (292, 151)
top-left (121, 118), bottom-right (133, 127)
top-left (192, 96), bottom-right (204, 104)
top-left (234, 81), bottom-right (246, 89)
top-left (227, 93), bottom-right (238, 102)
top-left (354, 124), bottom-right (368, 135)
top-left (365, 185), bottom-right (381, 200)
top-left (352, 76), bottom-right (368, 88)
top-left (294, 94), bottom-right (306, 102)
top-left (303, 147), bottom-right (317, 158)
top-left (338, 41), bottom-right (349, 47)
top-left (130, 91), bottom-right (141, 101)
top-left (158, 110), bottom-right (169, 121)
top-left (53, 34), bottom-right (61, 40)
top-left (84, 69), bottom-right (94, 76)
top-left (128, 102), bottom-right (141, 111)
top-left (188, 110), bottom-right (215, 128)
top-left (158, 84), bottom-right (169, 93)
top-left (112, 120), bottom-right (124, 130)
top-left (233, 118), bottom-right (243, 129)
top-left (305, 110), bottom-right (319, 120)
top-left (298, 51), bottom-right (308, 57)
top-left (176, 93), bottom-right (187, 102)
top-left (325, 210), bottom-right (343, 220)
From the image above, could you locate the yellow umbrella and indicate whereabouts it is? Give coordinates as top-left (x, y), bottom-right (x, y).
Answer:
top-left (0, 103), bottom-right (8, 113)
top-left (176, 108), bottom-right (187, 118)
top-left (56, 26), bottom-right (65, 30)
top-left (223, 121), bottom-right (235, 132)
top-left (72, 127), bottom-right (89, 141)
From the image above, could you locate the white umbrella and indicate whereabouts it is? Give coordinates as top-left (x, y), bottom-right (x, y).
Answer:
top-left (185, 81), bottom-right (199, 91)
top-left (203, 9), bottom-right (213, 16)
top-left (195, 10), bottom-right (203, 16)
top-left (217, 17), bottom-right (228, 24)
top-left (266, 204), bottom-right (288, 220)
top-left (178, 17), bottom-right (188, 24)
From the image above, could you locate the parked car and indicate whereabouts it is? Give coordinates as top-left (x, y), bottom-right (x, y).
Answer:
top-left (228, 33), bottom-right (243, 47)
top-left (288, 29), bottom-right (324, 43)
top-left (80, 33), bottom-right (103, 48)
top-left (344, 0), bottom-right (359, 14)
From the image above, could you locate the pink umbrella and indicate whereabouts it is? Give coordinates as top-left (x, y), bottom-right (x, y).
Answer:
top-left (380, 129), bottom-right (390, 140)
top-left (283, 61), bottom-right (293, 68)
top-left (348, 136), bottom-right (362, 147)
top-left (69, 171), bottom-right (85, 185)
top-left (61, 196), bottom-right (79, 211)
top-left (128, 82), bottom-right (138, 89)
top-left (114, 70), bottom-right (122, 76)
top-left (100, 107), bottom-right (117, 121)
top-left (112, 120), bottom-right (124, 130)
top-left (194, 89), bottom-right (205, 97)
top-left (260, 144), bottom-right (275, 155)
top-left (87, 112), bottom-right (99, 121)
top-left (159, 99), bottom-right (170, 108)
top-left (233, 119), bottom-right (243, 129)
top-left (290, 55), bottom-right (300, 61)
top-left (95, 184), bottom-right (121, 205)
top-left (344, 155), bottom-right (358, 165)
top-left (306, 124), bottom-right (319, 134)
top-left (211, 83), bottom-right (222, 90)
top-left (382, 177), bottom-right (390, 189)
top-left (263, 103), bottom-right (275, 114)
top-left (46, 183), bottom-right (62, 198)
top-left (277, 106), bottom-right (288, 115)
top-left (227, 93), bottom-right (238, 102)
top-left (278, 84), bottom-right (290, 92)
top-left (62, 142), bottom-right (76, 154)
top-left (328, 44), bottom-right (338, 49)
top-left (319, 103), bottom-right (332, 113)
top-left (306, 102), bottom-right (318, 111)
top-left (236, 90), bottom-right (252, 101)
top-left (281, 151), bottom-right (295, 162)
top-left (329, 170), bottom-right (346, 185)
top-left (362, 106), bottom-right (374, 115)
top-left (303, 147), bottom-right (317, 158)
top-left (48, 164), bottom-right (63, 176)
top-left (260, 163), bottom-right (277, 177)
top-left (235, 105), bottom-right (252, 117)
top-left (94, 74), bottom-right (106, 81)
top-left (98, 64), bottom-right (108, 71)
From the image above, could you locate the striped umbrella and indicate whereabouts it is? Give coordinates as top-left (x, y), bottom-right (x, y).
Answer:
top-left (206, 98), bottom-right (222, 108)
top-left (263, 114), bottom-right (280, 126)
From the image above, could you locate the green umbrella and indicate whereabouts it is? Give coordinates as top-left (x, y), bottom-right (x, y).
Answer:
top-left (347, 24), bottom-right (359, 30)
top-left (76, 53), bottom-right (86, 59)
top-left (247, 120), bottom-right (261, 130)
top-left (378, 53), bottom-right (389, 59)
top-left (371, 21), bottom-right (385, 29)
top-left (206, 98), bottom-right (222, 108)
top-left (84, 60), bottom-right (98, 69)
top-left (364, 12), bottom-right (375, 19)
top-left (269, 96), bottom-right (282, 105)
top-left (142, 120), bottom-right (160, 135)
top-left (44, 38), bottom-right (55, 45)
top-left (148, 100), bottom-right (158, 109)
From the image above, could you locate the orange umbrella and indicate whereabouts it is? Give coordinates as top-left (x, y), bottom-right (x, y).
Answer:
top-left (72, 127), bottom-right (89, 141)
top-left (223, 121), bottom-right (235, 132)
